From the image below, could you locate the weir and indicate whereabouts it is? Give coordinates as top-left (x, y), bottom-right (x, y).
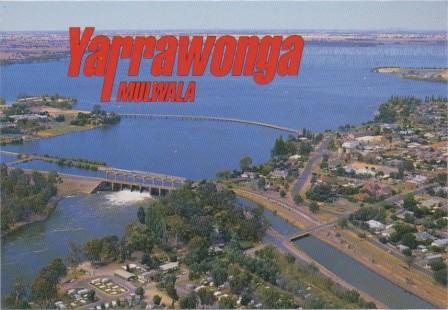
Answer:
top-left (1, 150), bottom-right (187, 195)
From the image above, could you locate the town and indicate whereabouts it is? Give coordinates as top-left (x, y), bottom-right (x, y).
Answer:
top-left (3, 95), bottom-right (447, 309)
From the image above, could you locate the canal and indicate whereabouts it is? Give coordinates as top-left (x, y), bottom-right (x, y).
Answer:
top-left (237, 197), bottom-right (435, 309)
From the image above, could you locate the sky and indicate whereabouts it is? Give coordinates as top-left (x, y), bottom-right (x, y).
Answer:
top-left (0, 1), bottom-right (447, 32)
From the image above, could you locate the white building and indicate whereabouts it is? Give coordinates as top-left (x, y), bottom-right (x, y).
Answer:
top-left (367, 220), bottom-right (385, 231)
top-left (431, 239), bottom-right (448, 248)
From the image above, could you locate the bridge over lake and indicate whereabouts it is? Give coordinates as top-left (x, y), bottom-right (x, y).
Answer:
top-left (119, 113), bottom-right (300, 135)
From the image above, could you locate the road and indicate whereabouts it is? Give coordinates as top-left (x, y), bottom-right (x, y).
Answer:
top-left (291, 137), bottom-right (331, 195)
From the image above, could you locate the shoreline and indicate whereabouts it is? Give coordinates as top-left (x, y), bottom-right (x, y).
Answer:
top-left (1, 195), bottom-right (61, 238)
top-left (1, 172), bottom-right (102, 238)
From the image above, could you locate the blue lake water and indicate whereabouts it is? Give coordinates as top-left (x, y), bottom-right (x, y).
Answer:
top-left (2, 43), bottom-right (447, 179)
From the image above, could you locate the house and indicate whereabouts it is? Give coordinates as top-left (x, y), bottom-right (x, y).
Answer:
top-left (381, 224), bottom-right (395, 238)
top-left (404, 180), bottom-right (418, 191)
top-left (342, 140), bottom-right (360, 149)
top-left (271, 169), bottom-right (288, 179)
top-left (241, 172), bottom-right (256, 179)
top-left (420, 199), bottom-right (440, 209)
top-left (414, 231), bottom-right (434, 242)
top-left (425, 253), bottom-right (443, 264)
top-left (431, 239), bottom-right (448, 248)
top-left (288, 154), bottom-right (301, 161)
top-left (114, 269), bottom-right (136, 281)
top-left (159, 262), bottom-right (179, 272)
top-left (9, 114), bottom-right (48, 122)
top-left (410, 175), bottom-right (427, 186)
top-left (367, 220), bottom-right (385, 231)
top-left (356, 135), bottom-right (384, 144)
top-left (396, 209), bottom-right (414, 220)
top-left (397, 244), bottom-right (409, 252)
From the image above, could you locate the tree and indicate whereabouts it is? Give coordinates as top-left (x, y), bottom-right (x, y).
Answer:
top-left (240, 156), bottom-right (253, 171)
top-left (403, 254), bottom-right (414, 270)
top-left (401, 233), bottom-right (417, 249)
top-left (343, 290), bottom-right (360, 303)
top-left (337, 218), bottom-right (348, 228)
top-left (153, 295), bottom-right (162, 306)
top-left (179, 291), bottom-right (198, 309)
top-left (5, 278), bottom-right (30, 309)
top-left (211, 264), bottom-right (228, 286)
top-left (257, 177), bottom-right (266, 190)
top-left (197, 288), bottom-right (215, 306)
top-left (86, 290), bottom-right (96, 302)
top-left (309, 201), bottom-right (320, 213)
top-left (279, 189), bottom-right (286, 198)
top-left (429, 259), bottom-right (447, 272)
top-left (137, 206), bottom-right (145, 224)
top-left (219, 296), bottom-right (236, 309)
top-left (402, 248), bottom-right (412, 257)
top-left (135, 287), bottom-right (144, 298)
top-left (66, 240), bottom-right (83, 266)
top-left (164, 274), bottom-right (178, 306)
top-left (83, 239), bottom-right (102, 264)
top-left (258, 287), bottom-right (295, 308)
top-left (433, 268), bottom-right (447, 286)
top-left (31, 276), bottom-right (56, 308)
top-left (293, 193), bottom-right (303, 205)
top-left (403, 194), bottom-right (417, 210)
top-left (229, 271), bottom-right (251, 294)
top-left (272, 136), bottom-right (288, 157)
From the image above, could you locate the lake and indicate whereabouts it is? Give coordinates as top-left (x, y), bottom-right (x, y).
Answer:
top-left (2, 43), bottom-right (447, 179)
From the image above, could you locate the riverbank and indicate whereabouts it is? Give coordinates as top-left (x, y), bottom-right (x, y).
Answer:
top-left (235, 187), bottom-right (444, 308)
top-left (314, 227), bottom-right (447, 308)
top-left (266, 228), bottom-right (386, 308)
top-left (1, 173), bottom-right (102, 238)
top-left (1, 195), bottom-right (59, 238)
top-left (235, 189), bottom-right (384, 307)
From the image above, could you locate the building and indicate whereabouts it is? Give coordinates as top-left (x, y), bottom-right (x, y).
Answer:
top-left (355, 135), bottom-right (384, 144)
top-left (367, 220), bottom-right (385, 231)
top-left (431, 239), bottom-right (448, 248)
top-left (159, 262), bottom-right (179, 272)
top-left (425, 253), bottom-right (443, 264)
top-left (414, 231), bottom-right (434, 242)
top-left (114, 269), bottom-right (136, 281)
top-left (271, 169), bottom-right (288, 179)
top-left (342, 140), bottom-right (360, 149)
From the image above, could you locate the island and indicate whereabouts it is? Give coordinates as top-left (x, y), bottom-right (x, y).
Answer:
top-left (373, 67), bottom-right (448, 82)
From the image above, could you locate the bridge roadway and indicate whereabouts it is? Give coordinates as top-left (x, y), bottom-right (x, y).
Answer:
top-left (118, 113), bottom-right (300, 135)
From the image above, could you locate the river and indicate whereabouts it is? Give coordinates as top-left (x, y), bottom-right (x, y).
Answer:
top-left (1, 191), bottom-right (149, 298)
